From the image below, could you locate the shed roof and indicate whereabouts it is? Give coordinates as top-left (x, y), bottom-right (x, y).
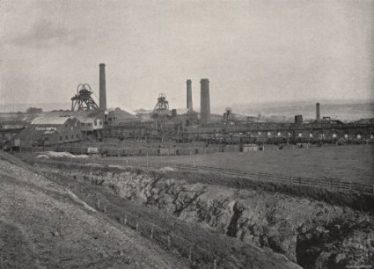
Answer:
top-left (31, 116), bottom-right (74, 125)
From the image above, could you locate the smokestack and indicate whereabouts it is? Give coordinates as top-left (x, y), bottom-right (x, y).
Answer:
top-left (295, 114), bottom-right (303, 124)
top-left (186, 79), bottom-right (193, 111)
top-left (200, 79), bottom-right (210, 125)
top-left (316, 102), bottom-right (320, 121)
top-left (99, 63), bottom-right (107, 111)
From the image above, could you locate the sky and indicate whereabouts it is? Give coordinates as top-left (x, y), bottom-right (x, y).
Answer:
top-left (1, 0), bottom-right (373, 112)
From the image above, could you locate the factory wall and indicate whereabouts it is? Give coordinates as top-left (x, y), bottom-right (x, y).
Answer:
top-left (184, 122), bottom-right (374, 145)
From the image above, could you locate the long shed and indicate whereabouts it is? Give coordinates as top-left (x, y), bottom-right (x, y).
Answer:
top-left (18, 116), bottom-right (82, 146)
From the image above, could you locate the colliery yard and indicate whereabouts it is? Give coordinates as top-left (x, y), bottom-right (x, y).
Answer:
top-left (0, 63), bottom-right (373, 154)
top-left (1, 63), bottom-right (374, 269)
top-left (1, 0), bottom-right (374, 268)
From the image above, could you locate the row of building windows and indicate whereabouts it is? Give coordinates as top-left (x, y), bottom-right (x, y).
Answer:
top-left (80, 120), bottom-right (102, 127)
top-left (61, 119), bottom-right (102, 128)
top-left (247, 132), bottom-right (374, 139)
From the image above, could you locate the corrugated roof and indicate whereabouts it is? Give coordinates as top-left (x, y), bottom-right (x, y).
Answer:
top-left (31, 116), bottom-right (73, 125)
top-left (31, 110), bottom-right (104, 124)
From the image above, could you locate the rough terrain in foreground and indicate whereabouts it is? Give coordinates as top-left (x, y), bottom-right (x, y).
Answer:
top-left (40, 161), bottom-right (373, 269)
top-left (0, 157), bottom-right (188, 269)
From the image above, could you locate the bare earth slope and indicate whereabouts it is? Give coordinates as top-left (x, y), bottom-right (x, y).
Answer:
top-left (0, 157), bottom-right (187, 269)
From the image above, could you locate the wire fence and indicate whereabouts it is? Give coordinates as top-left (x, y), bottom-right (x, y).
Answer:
top-left (31, 155), bottom-right (374, 196)
top-left (99, 206), bottom-right (223, 269)
top-left (15, 144), bottom-right (374, 195)
top-left (66, 173), bottom-right (242, 269)
top-left (173, 164), bottom-right (374, 195)
top-left (1, 150), bottom-right (373, 269)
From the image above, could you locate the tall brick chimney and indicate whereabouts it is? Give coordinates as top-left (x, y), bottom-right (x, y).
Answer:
top-left (186, 79), bottom-right (193, 111)
top-left (316, 102), bottom-right (320, 121)
top-left (99, 63), bottom-right (107, 111)
top-left (200, 79), bottom-right (210, 125)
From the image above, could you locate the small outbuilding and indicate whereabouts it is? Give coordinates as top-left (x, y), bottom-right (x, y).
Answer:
top-left (241, 144), bottom-right (259, 152)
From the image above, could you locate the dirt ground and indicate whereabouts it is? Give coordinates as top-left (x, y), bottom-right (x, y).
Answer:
top-left (17, 144), bottom-right (374, 184)
top-left (0, 157), bottom-right (188, 269)
top-left (35, 160), bottom-right (374, 269)
top-left (35, 164), bottom-right (301, 269)
top-left (102, 144), bottom-right (374, 184)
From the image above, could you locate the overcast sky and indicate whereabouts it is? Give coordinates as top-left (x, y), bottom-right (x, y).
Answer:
top-left (1, 0), bottom-right (373, 111)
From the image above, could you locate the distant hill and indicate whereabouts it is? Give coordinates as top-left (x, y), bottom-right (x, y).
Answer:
top-left (2, 100), bottom-right (373, 122)
top-left (0, 103), bottom-right (70, 113)
top-left (220, 100), bottom-right (374, 122)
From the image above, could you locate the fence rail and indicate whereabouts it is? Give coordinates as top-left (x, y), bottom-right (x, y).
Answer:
top-left (33, 157), bottom-right (374, 196)
top-left (178, 164), bottom-right (374, 195)
top-left (46, 170), bottom-right (246, 269)
top-left (91, 184), bottom-right (264, 269)
top-left (2, 150), bottom-right (373, 269)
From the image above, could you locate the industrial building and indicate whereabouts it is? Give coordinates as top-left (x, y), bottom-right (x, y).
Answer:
top-left (106, 108), bottom-right (138, 126)
top-left (2, 62), bottom-right (373, 154)
top-left (18, 115), bottom-right (82, 147)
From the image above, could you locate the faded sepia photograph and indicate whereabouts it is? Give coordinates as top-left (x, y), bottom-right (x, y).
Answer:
top-left (0, 0), bottom-right (373, 268)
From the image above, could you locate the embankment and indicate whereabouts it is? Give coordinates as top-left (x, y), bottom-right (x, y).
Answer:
top-left (37, 161), bottom-right (374, 269)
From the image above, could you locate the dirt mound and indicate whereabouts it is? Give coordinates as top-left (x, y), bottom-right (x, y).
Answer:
top-left (0, 158), bottom-right (187, 269)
